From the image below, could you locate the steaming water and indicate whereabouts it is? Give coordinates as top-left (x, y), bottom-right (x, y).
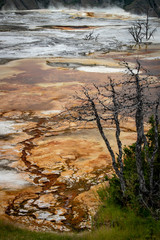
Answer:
top-left (0, 7), bottom-right (159, 59)
top-left (0, 120), bottom-right (29, 189)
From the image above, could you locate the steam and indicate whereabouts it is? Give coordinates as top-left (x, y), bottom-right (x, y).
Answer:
top-left (48, 4), bottom-right (144, 19)
top-left (48, 0), bottom-right (125, 9)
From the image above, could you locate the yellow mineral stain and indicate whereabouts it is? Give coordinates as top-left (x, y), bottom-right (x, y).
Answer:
top-left (36, 82), bottom-right (83, 88)
top-left (0, 41), bottom-right (159, 231)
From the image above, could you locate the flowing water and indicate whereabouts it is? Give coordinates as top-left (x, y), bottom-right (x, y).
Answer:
top-left (0, 7), bottom-right (159, 59)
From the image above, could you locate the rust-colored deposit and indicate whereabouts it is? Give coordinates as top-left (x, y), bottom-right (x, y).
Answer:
top-left (0, 47), bottom-right (159, 231)
top-left (40, 25), bottom-right (100, 30)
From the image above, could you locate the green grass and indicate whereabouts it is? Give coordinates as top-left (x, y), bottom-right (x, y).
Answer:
top-left (92, 203), bottom-right (160, 240)
top-left (0, 220), bottom-right (73, 240)
top-left (1, 203), bottom-right (160, 240)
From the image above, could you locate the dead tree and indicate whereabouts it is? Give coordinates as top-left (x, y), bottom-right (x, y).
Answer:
top-left (123, 61), bottom-right (160, 200)
top-left (129, 20), bottom-right (144, 44)
top-left (65, 79), bottom-right (127, 196)
top-left (144, 9), bottom-right (157, 41)
top-left (128, 10), bottom-right (157, 45)
top-left (62, 61), bottom-right (160, 212)
top-left (83, 31), bottom-right (99, 41)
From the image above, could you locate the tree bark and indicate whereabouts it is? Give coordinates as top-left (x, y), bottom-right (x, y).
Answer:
top-left (134, 72), bottom-right (148, 194)
top-left (90, 94), bottom-right (126, 195)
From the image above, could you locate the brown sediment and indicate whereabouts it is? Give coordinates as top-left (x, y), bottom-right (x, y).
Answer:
top-left (139, 59), bottom-right (160, 76)
top-left (1, 43), bottom-right (159, 231)
top-left (0, 58), bottom-right (125, 112)
top-left (3, 119), bottom-right (115, 231)
top-left (1, 107), bottom-right (114, 231)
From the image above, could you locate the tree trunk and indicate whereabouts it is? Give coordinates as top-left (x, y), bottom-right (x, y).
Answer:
top-left (90, 99), bottom-right (126, 195)
top-left (135, 73), bottom-right (148, 194)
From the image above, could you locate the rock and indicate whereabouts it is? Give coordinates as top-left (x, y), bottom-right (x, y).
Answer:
top-left (78, 219), bottom-right (92, 229)
top-left (46, 215), bottom-right (66, 223)
top-left (38, 0), bottom-right (50, 8)
top-left (61, 155), bottom-right (76, 160)
top-left (81, 0), bottom-right (99, 7)
top-left (2, 0), bottom-right (39, 10)
top-left (0, 0), bottom-right (5, 9)
top-left (18, 209), bottom-right (29, 215)
top-left (42, 169), bottom-right (61, 175)
top-left (47, 214), bottom-right (66, 223)
top-left (125, 0), bottom-right (160, 17)
top-left (24, 199), bottom-right (34, 209)
top-left (38, 177), bottom-right (50, 184)
top-left (34, 200), bottom-right (51, 209)
top-left (33, 207), bottom-right (67, 223)
top-left (33, 211), bottom-right (52, 220)
top-left (55, 207), bottom-right (67, 216)
top-left (3, 111), bottom-right (23, 119)
top-left (49, 186), bottom-right (59, 191)
top-left (74, 182), bottom-right (109, 216)
top-left (52, 224), bottom-right (70, 232)
top-left (1, 0), bottom-right (50, 10)
top-left (59, 170), bottom-right (74, 181)
top-left (34, 193), bottom-right (57, 208)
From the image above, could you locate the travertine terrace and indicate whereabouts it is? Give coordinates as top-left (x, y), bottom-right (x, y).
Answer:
top-left (0, 8), bottom-right (160, 231)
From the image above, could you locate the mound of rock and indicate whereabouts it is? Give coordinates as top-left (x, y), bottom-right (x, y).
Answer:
top-left (125, 0), bottom-right (160, 17)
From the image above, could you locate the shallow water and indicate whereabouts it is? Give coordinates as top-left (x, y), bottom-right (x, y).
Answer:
top-left (0, 7), bottom-right (159, 59)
